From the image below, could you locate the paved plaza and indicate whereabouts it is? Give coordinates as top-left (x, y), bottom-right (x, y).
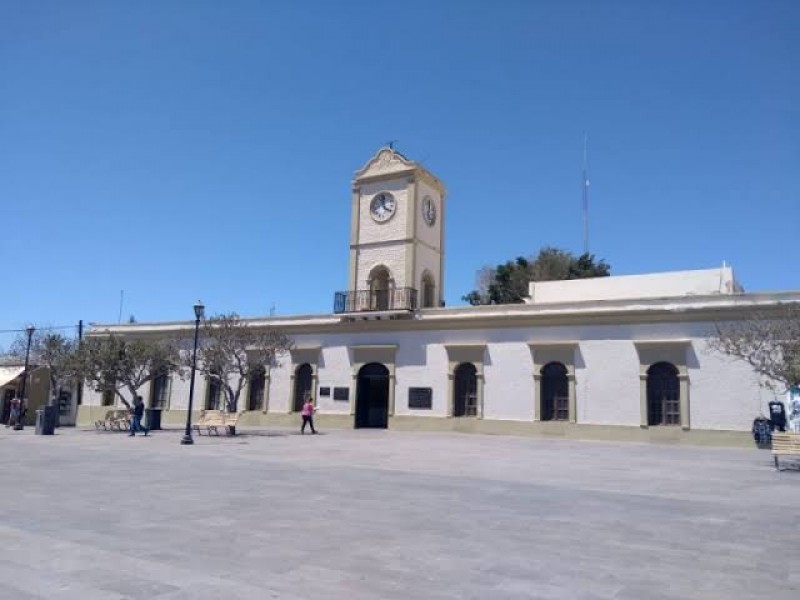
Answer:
top-left (0, 425), bottom-right (798, 600)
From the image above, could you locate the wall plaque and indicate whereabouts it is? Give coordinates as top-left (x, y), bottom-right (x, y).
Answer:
top-left (333, 387), bottom-right (349, 401)
top-left (408, 387), bottom-right (433, 409)
top-left (319, 387), bottom-right (331, 397)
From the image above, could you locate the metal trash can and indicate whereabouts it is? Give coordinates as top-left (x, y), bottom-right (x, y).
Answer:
top-left (35, 406), bottom-right (58, 435)
top-left (145, 408), bottom-right (162, 431)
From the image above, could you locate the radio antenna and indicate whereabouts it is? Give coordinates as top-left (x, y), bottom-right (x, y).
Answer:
top-left (582, 133), bottom-right (590, 255)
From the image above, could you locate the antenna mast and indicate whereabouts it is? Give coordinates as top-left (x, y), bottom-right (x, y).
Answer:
top-left (582, 133), bottom-right (590, 255)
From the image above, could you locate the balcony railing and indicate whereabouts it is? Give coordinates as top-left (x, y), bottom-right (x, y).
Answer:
top-left (334, 288), bottom-right (418, 314)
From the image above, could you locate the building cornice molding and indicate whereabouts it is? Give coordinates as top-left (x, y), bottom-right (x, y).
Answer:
top-left (352, 147), bottom-right (446, 196)
top-left (88, 292), bottom-right (800, 338)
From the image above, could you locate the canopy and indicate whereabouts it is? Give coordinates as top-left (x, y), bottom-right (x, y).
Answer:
top-left (0, 367), bottom-right (24, 388)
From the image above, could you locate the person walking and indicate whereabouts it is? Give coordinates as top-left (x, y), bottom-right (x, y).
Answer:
top-left (301, 395), bottom-right (318, 434)
top-left (129, 396), bottom-right (148, 437)
top-left (7, 397), bottom-right (21, 428)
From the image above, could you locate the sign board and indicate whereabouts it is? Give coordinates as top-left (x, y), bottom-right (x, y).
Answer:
top-left (333, 387), bottom-right (349, 402)
top-left (408, 387), bottom-right (433, 409)
top-left (319, 387), bottom-right (331, 397)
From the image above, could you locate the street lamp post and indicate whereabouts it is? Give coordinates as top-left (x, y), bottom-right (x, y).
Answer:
top-left (181, 301), bottom-right (205, 445)
top-left (13, 325), bottom-right (35, 431)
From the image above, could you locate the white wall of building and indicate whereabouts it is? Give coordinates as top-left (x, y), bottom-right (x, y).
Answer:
top-left (527, 266), bottom-right (741, 305)
top-left (81, 318), bottom-right (770, 432)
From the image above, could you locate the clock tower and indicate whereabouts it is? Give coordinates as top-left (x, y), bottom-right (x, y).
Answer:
top-left (338, 147), bottom-right (446, 312)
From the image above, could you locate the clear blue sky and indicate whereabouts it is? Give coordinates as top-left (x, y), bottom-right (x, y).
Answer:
top-left (1, 0), bottom-right (798, 345)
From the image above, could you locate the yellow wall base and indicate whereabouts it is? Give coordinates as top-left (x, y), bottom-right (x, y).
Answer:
top-left (76, 407), bottom-right (751, 447)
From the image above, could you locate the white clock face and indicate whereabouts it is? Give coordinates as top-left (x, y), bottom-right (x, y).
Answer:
top-left (370, 192), bottom-right (396, 222)
top-left (422, 195), bottom-right (436, 226)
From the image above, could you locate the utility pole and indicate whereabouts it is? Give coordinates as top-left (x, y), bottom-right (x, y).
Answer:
top-left (76, 320), bottom-right (83, 407)
top-left (582, 133), bottom-right (590, 255)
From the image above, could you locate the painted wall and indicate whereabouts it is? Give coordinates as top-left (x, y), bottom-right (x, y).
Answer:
top-left (356, 179), bottom-right (408, 246)
top-left (415, 179), bottom-right (442, 251)
top-left (527, 266), bottom-right (741, 304)
top-left (80, 319), bottom-right (770, 432)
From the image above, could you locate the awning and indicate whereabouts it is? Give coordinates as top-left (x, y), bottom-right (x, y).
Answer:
top-left (0, 367), bottom-right (24, 388)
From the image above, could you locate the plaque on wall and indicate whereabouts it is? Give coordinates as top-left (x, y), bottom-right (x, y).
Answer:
top-left (319, 387), bottom-right (331, 397)
top-left (408, 387), bottom-right (433, 409)
top-left (333, 387), bottom-right (349, 401)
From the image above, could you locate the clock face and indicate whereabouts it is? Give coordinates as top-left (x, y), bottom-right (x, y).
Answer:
top-left (370, 192), bottom-right (396, 222)
top-left (422, 195), bottom-right (437, 226)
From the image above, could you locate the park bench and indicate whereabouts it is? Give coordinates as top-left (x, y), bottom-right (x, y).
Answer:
top-left (193, 411), bottom-right (243, 436)
top-left (771, 433), bottom-right (800, 470)
top-left (94, 409), bottom-right (131, 431)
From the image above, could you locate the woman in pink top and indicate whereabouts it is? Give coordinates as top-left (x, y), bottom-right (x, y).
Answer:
top-left (301, 396), bottom-right (317, 434)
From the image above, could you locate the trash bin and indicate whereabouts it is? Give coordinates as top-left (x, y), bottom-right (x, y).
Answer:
top-left (145, 408), bottom-right (162, 431)
top-left (35, 406), bottom-right (58, 435)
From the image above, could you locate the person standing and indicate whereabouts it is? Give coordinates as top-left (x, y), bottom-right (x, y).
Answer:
top-left (129, 396), bottom-right (148, 437)
top-left (301, 395), bottom-right (317, 434)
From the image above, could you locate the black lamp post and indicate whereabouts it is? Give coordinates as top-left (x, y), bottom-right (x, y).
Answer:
top-left (13, 325), bottom-right (35, 431)
top-left (181, 301), bottom-right (204, 445)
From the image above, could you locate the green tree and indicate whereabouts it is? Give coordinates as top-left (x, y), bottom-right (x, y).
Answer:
top-left (463, 246), bottom-right (611, 305)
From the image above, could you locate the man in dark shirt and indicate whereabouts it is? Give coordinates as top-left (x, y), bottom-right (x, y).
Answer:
top-left (129, 396), bottom-right (148, 436)
top-left (768, 399), bottom-right (787, 432)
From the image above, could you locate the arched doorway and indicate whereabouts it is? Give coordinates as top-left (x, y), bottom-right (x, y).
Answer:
top-left (293, 363), bottom-right (313, 412)
top-left (647, 362), bottom-right (680, 426)
top-left (453, 362), bottom-right (478, 417)
top-left (356, 363), bottom-right (389, 428)
top-left (369, 266), bottom-right (392, 310)
top-left (248, 366), bottom-right (266, 411)
top-left (540, 362), bottom-right (569, 421)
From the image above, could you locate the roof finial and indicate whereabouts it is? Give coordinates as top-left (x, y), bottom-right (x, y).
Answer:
top-left (386, 139), bottom-right (398, 150)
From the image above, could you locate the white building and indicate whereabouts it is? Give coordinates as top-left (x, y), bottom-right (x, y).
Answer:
top-left (78, 147), bottom-right (800, 445)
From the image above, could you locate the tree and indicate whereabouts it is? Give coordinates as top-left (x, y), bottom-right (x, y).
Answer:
top-left (193, 313), bottom-right (293, 417)
top-left (10, 330), bottom-right (78, 407)
top-left (708, 304), bottom-right (800, 392)
top-left (75, 334), bottom-right (181, 408)
top-left (463, 246), bottom-right (611, 305)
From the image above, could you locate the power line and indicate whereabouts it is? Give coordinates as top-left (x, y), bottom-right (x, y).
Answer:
top-left (0, 324), bottom-right (80, 335)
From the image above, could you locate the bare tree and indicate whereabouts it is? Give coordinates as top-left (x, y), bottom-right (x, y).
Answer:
top-left (10, 330), bottom-right (77, 406)
top-left (75, 333), bottom-right (181, 408)
top-left (192, 313), bottom-right (292, 417)
top-left (708, 304), bottom-right (800, 392)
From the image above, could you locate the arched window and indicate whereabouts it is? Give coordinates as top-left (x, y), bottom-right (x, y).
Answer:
top-left (206, 373), bottom-right (222, 411)
top-left (293, 363), bottom-right (313, 412)
top-left (453, 363), bottom-right (478, 417)
top-left (647, 362), bottom-right (680, 426)
top-left (369, 265), bottom-right (392, 310)
top-left (101, 387), bottom-right (115, 407)
top-left (150, 370), bottom-right (170, 409)
top-left (540, 362), bottom-right (569, 421)
top-left (248, 366), bottom-right (266, 411)
top-left (421, 272), bottom-right (436, 308)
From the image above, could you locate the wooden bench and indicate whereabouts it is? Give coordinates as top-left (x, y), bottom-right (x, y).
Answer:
top-left (193, 411), bottom-right (243, 436)
top-left (94, 409), bottom-right (131, 431)
top-left (772, 433), bottom-right (800, 470)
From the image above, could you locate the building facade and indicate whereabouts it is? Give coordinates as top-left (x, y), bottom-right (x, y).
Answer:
top-left (76, 148), bottom-right (799, 445)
